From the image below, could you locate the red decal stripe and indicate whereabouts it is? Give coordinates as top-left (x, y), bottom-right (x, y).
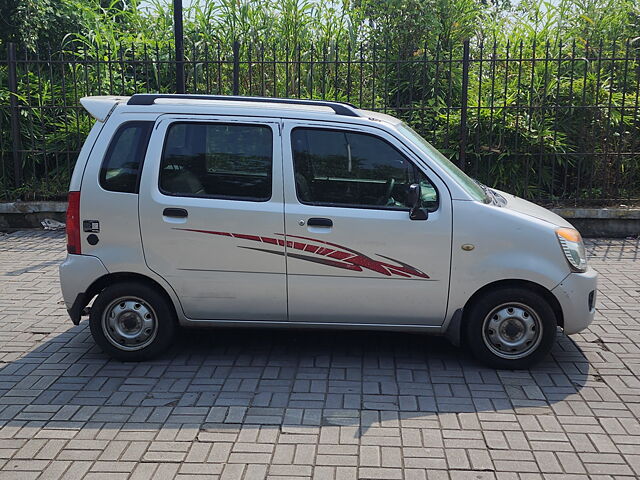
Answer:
top-left (234, 234), bottom-right (261, 242)
top-left (173, 228), bottom-right (429, 279)
top-left (328, 250), bottom-right (353, 260)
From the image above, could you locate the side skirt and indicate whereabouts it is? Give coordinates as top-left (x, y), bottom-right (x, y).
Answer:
top-left (177, 318), bottom-right (446, 334)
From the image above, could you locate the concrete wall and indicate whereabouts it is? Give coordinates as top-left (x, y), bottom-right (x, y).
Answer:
top-left (552, 208), bottom-right (640, 238)
top-left (1, 202), bottom-right (639, 237)
top-left (0, 202), bottom-right (66, 230)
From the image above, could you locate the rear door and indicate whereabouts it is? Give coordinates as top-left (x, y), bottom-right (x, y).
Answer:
top-left (282, 121), bottom-right (452, 326)
top-left (138, 115), bottom-right (287, 321)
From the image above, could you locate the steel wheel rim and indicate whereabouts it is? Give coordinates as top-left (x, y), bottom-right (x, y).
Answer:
top-left (101, 296), bottom-right (158, 352)
top-left (481, 302), bottom-right (543, 360)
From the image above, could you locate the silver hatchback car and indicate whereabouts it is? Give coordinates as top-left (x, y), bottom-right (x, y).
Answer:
top-left (59, 94), bottom-right (597, 369)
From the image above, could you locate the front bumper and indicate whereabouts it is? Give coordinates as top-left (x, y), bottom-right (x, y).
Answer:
top-left (551, 266), bottom-right (598, 335)
top-left (59, 254), bottom-right (109, 324)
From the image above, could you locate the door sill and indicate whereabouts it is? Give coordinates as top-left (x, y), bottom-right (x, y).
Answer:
top-left (179, 318), bottom-right (444, 333)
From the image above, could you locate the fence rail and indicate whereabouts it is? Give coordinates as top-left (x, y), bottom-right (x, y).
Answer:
top-left (1, 39), bottom-right (639, 204)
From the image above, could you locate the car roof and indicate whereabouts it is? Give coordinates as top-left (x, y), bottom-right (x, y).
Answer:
top-left (80, 95), bottom-right (402, 127)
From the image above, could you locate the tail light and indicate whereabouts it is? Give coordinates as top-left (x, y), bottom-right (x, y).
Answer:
top-left (66, 191), bottom-right (81, 254)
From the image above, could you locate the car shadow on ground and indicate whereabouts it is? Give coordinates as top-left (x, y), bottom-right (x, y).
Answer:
top-left (0, 324), bottom-right (590, 437)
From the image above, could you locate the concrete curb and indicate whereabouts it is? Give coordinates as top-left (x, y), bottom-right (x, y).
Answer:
top-left (552, 207), bottom-right (640, 220)
top-left (0, 202), bottom-right (67, 214)
top-left (551, 208), bottom-right (640, 237)
top-left (1, 201), bottom-right (639, 237)
top-left (0, 202), bottom-right (67, 230)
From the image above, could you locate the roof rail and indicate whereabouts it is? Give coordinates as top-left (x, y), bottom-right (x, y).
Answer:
top-left (127, 94), bottom-right (360, 117)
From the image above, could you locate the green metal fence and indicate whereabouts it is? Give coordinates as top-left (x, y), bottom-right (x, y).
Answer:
top-left (1, 39), bottom-right (639, 204)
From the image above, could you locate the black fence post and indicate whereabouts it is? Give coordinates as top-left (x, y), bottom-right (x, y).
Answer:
top-left (459, 39), bottom-right (470, 170)
top-left (173, 0), bottom-right (185, 93)
top-left (232, 41), bottom-right (240, 96)
top-left (7, 42), bottom-right (23, 188)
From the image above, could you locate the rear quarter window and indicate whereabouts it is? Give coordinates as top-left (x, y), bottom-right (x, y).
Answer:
top-left (99, 121), bottom-right (153, 193)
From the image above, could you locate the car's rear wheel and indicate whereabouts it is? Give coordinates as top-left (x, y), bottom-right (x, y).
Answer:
top-left (89, 282), bottom-right (176, 361)
top-left (465, 287), bottom-right (557, 369)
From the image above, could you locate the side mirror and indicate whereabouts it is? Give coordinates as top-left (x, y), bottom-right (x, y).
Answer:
top-left (408, 183), bottom-right (428, 221)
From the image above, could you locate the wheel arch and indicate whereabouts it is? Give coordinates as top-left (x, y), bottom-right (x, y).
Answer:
top-left (446, 279), bottom-right (564, 347)
top-left (77, 272), bottom-right (180, 323)
top-left (465, 279), bottom-right (563, 327)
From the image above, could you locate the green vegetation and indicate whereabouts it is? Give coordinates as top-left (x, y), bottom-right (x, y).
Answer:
top-left (1, 0), bottom-right (639, 203)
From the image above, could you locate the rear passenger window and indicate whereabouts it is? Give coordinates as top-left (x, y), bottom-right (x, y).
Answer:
top-left (159, 122), bottom-right (273, 201)
top-left (99, 121), bottom-right (153, 193)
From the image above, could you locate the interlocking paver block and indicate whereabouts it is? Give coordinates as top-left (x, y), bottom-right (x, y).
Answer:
top-left (0, 231), bottom-right (639, 478)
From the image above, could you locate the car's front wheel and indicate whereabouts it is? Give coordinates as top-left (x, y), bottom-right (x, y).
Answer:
top-left (89, 281), bottom-right (176, 361)
top-left (465, 287), bottom-right (557, 369)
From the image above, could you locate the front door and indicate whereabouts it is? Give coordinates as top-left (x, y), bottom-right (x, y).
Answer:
top-left (282, 121), bottom-right (452, 326)
top-left (139, 115), bottom-right (287, 321)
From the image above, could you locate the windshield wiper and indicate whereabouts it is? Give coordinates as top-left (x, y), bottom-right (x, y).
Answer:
top-left (473, 178), bottom-right (495, 204)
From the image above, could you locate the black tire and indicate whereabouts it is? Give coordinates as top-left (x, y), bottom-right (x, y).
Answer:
top-left (89, 281), bottom-right (177, 361)
top-left (464, 287), bottom-right (557, 369)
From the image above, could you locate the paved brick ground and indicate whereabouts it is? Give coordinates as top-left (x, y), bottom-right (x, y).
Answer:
top-left (0, 230), bottom-right (639, 480)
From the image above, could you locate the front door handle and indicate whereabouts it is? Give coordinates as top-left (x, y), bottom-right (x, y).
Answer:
top-left (163, 207), bottom-right (188, 218)
top-left (307, 217), bottom-right (333, 227)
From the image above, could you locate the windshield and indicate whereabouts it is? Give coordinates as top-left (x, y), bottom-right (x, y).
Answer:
top-left (397, 123), bottom-right (488, 202)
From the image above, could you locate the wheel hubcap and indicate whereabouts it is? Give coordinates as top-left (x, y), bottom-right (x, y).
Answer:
top-left (482, 303), bottom-right (542, 359)
top-left (102, 297), bottom-right (157, 351)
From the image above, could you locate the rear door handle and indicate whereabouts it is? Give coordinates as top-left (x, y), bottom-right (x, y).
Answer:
top-left (163, 208), bottom-right (188, 218)
top-left (307, 217), bottom-right (333, 227)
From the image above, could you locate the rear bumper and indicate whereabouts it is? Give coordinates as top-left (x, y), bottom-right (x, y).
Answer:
top-left (59, 254), bottom-right (108, 324)
top-left (551, 267), bottom-right (598, 335)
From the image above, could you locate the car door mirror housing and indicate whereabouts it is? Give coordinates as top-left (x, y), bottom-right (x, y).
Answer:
top-left (408, 183), bottom-right (428, 221)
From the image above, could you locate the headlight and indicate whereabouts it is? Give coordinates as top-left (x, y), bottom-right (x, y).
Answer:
top-left (556, 227), bottom-right (587, 272)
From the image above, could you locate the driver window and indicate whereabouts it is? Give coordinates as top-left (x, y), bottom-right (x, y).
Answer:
top-left (291, 127), bottom-right (438, 211)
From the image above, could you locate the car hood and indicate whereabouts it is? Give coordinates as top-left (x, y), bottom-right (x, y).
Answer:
top-left (493, 189), bottom-right (573, 228)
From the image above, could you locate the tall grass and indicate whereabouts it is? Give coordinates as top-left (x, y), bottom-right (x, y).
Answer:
top-left (0, 0), bottom-right (638, 202)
